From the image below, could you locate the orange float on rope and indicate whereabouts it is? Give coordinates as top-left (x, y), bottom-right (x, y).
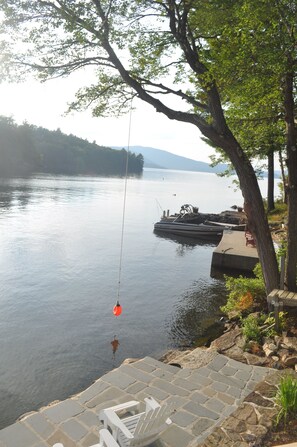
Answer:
top-left (113, 301), bottom-right (122, 317)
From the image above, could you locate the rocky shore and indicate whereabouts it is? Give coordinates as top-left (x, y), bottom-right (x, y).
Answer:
top-left (162, 318), bottom-right (297, 370)
top-left (3, 322), bottom-right (295, 447)
top-left (211, 324), bottom-right (297, 370)
top-left (160, 321), bottom-right (297, 447)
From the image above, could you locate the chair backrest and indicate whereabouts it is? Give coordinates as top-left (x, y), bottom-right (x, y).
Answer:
top-left (131, 403), bottom-right (173, 446)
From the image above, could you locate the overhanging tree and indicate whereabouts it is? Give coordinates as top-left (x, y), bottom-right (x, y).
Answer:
top-left (1, 0), bottom-right (295, 292)
top-left (203, 0), bottom-right (296, 289)
top-left (208, 97), bottom-right (286, 213)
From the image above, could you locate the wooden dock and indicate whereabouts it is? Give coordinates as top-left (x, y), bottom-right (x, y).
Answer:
top-left (211, 230), bottom-right (259, 273)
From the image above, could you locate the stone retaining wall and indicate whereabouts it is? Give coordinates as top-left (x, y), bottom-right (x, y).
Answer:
top-left (197, 370), bottom-right (297, 447)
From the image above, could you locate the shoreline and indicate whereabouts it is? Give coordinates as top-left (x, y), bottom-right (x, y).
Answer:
top-left (8, 348), bottom-right (273, 447)
top-left (9, 344), bottom-right (292, 447)
top-left (13, 314), bottom-right (297, 428)
top-left (1, 323), bottom-right (296, 447)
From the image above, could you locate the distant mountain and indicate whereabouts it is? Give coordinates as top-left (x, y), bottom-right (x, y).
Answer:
top-left (113, 145), bottom-right (228, 173)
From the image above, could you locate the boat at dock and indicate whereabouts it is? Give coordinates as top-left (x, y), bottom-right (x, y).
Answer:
top-left (159, 204), bottom-right (247, 225)
top-left (154, 204), bottom-right (246, 240)
top-left (154, 221), bottom-right (242, 240)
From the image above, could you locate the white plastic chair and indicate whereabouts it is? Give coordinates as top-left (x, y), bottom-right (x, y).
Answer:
top-left (99, 397), bottom-right (173, 447)
top-left (52, 428), bottom-right (120, 447)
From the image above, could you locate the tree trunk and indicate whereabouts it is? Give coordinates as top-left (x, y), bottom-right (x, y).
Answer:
top-left (279, 149), bottom-right (288, 203)
top-left (212, 131), bottom-right (280, 294)
top-left (99, 5), bottom-right (280, 294)
top-left (284, 68), bottom-right (297, 291)
top-left (267, 149), bottom-right (275, 212)
top-left (227, 144), bottom-right (279, 293)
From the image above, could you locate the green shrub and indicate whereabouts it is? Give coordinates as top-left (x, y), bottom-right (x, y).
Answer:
top-left (276, 241), bottom-right (287, 260)
top-left (241, 314), bottom-right (262, 343)
top-left (275, 374), bottom-right (297, 426)
top-left (241, 311), bottom-right (287, 346)
top-left (221, 263), bottom-right (266, 315)
top-left (267, 198), bottom-right (287, 218)
top-left (262, 312), bottom-right (287, 337)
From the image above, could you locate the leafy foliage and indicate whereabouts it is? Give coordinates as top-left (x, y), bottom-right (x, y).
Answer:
top-left (267, 200), bottom-right (288, 222)
top-left (236, 292), bottom-right (254, 312)
top-left (2, 0), bottom-right (296, 292)
top-left (0, 116), bottom-right (143, 177)
top-left (241, 314), bottom-right (262, 343)
top-left (262, 311), bottom-right (287, 338)
top-left (221, 263), bottom-right (266, 314)
top-left (241, 310), bottom-right (287, 344)
top-left (0, 116), bottom-right (39, 177)
top-left (197, 0), bottom-right (295, 207)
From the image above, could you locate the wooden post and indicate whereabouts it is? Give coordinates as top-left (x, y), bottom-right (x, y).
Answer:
top-left (273, 298), bottom-right (280, 333)
top-left (280, 256), bottom-right (285, 289)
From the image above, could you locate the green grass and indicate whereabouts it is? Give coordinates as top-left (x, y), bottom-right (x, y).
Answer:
top-left (267, 200), bottom-right (287, 224)
top-left (275, 374), bottom-right (297, 426)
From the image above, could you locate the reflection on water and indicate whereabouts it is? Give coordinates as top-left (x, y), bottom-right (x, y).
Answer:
top-left (0, 170), bottom-right (248, 429)
top-left (0, 174), bottom-right (128, 215)
top-left (0, 183), bottom-right (31, 210)
top-left (167, 279), bottom-right (227, 348)
top-left (153, 231), bottom-right (217, 257)
top-left (111, 336), bottom-right (120, 355)
top-left (111, 335), bottom-right (120, 367)
top-left (153, 231), bottom-right (218, 247)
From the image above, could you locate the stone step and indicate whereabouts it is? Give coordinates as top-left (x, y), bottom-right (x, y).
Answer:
top-left (0, 352), bottom-right (271, 447)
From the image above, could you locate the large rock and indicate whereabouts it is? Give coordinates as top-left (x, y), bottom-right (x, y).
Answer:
top-left (243, 353), bottom-right (270, 366)
top-left (263, 342), bottom-right (277, 357)
top-left (210, 327), bottom-right (242, 352)
top-left (161, 347), bottom-right (218, 369)
top-left (282, 336), bottom-right (297, 351)
top-left (283, 355), bottom-right (297, 367)
top-left (224, 345), bottom-right (247, 363)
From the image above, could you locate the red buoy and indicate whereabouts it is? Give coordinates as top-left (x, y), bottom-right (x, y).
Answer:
top-left (113, 301), bottom-right (122, 317)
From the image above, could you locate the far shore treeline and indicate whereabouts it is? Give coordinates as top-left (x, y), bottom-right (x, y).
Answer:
top-left (0, 116), bottom-right (144, 177)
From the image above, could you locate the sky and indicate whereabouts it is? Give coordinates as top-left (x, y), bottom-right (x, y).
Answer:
top-left (0, 73), bottom-right (215, 164)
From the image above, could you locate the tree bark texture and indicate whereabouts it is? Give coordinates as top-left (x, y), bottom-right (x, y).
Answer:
top-left (279, 150), bottom-right (288, 204)
top-left (284, 69), bottom-right (297, 291)
top-left (267, 150), bottom-right (275, 212)
top-left (213, 132), bottom-right (279, 293)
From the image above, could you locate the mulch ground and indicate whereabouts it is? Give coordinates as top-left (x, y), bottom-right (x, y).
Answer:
top-left (261, 417), bottom-right (297, 446)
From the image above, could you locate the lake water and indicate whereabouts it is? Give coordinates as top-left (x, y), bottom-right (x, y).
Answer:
top-left (0, 168), bottom-right (268, 429)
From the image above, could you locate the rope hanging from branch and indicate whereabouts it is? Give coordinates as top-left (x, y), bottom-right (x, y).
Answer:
top-left (113, 99), bottom-right (133, 317)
